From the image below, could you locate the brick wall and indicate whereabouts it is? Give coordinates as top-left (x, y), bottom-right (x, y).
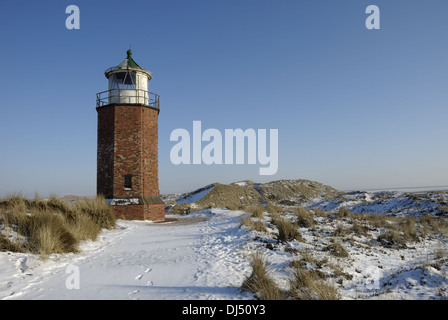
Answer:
top-left (97, 104), bottom-right (165, 221)
top-left (97, 106), bottom-right (115, 198)
top-left (113, 203), bottom-right (165, 221)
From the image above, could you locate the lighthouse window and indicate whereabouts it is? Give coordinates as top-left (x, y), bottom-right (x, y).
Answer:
top-left (111, 72), bottom-right (136, 90)
top-left (124, 175), bottom-right (132, 189)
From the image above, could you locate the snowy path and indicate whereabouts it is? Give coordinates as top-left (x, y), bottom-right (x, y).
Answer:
top-left (0, 209), bottom-right (252, 300)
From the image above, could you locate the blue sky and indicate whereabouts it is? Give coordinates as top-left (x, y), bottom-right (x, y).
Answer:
top-left (0, 0), bottom-right (447, 196)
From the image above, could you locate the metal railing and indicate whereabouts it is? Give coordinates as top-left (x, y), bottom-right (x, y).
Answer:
top-left (96, 89), bottom-right (160, 110)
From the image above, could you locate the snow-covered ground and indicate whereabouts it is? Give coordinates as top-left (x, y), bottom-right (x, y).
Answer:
top-left (309, 191), bottom-right (448, 217)
top-left (241, 210), bottom-right (448, 300)
top-left (1, 186), bottom-right (448, 300)
top-left (0, 209), bottom-right (253, 300)
top-left (177, 185), bottom-right (215, 205)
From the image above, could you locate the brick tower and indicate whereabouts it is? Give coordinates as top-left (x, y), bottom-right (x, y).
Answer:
top-left (96, 50), bottom-right (165, 221)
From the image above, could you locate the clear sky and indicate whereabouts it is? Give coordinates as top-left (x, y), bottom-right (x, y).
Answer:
top-left (0, 0), bottom-right (447, 197)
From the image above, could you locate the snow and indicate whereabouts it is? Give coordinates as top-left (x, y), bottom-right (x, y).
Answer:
top-left (1, 188), bottom-right (447, 300)
top-left (177, 186), bottom-right (215, 205)
top-left (310, 191), bottom-right (448, 217)
top-left (0, 209), bottom-right (253, 300)
top-left (239, 211), bottom-right (448, 300)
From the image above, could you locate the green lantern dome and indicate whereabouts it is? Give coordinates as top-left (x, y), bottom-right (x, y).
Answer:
top-left (105, 50), bottom-right (152, 79)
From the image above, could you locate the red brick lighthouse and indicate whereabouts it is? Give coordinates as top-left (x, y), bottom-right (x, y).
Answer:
top-left (96, 50), bottom-right (165, 221)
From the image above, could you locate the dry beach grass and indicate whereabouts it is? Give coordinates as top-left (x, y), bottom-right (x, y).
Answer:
top-left (0, 194), bottom-right (115, 256)
top-left (239, 204), bottom-right (448, 300)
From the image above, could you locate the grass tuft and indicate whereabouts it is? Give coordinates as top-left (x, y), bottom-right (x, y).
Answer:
top-left (294, 207), bottom-right (315, 228)
top-left (0, 194), bottom-right (115, 256)
top-left (288, 265), bottom-right (340, 300)
top-left (241, 251), bottom-right (284, 300)
top-left (272, 217), bottom-right (302, 242)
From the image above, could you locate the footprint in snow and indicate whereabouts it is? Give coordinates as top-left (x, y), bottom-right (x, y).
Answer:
top-left (128, 290), bottom-right (140, 295)
top-left (16, 257), bottom-right (27, 273)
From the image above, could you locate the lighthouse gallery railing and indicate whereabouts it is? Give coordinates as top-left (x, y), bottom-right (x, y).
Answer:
top-left (96, 89), bottom-right (160, 110)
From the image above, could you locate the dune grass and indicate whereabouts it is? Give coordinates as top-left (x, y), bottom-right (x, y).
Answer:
top-left (240, 251), bottom-right (284, 300)
top-left (288, 264), bottom-right (340, 300)
top-left (0, 194), bottom-right (115, 256)
top-left (271, 216), bottom-right (302, 242)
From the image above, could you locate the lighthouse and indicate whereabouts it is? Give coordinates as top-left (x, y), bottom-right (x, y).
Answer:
top-left (96, 50), bottom-right (165, 221)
